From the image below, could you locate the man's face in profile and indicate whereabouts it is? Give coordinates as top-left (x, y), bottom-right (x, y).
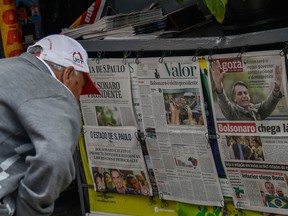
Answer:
top-left (233, 84), bottom-right (250, 109)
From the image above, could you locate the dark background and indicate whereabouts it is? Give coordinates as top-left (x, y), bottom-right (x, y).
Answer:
top-left (39, 0), bottom-right (95, 35)
top-left (38, 0), bottom-right (198, 36)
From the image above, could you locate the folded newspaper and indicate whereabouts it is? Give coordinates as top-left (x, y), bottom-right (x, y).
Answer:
top-left (61, 7), bottom-right (164, 39)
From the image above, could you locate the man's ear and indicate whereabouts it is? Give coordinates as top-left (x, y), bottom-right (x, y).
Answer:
top-left (62, 66), bottom-right (74, 85)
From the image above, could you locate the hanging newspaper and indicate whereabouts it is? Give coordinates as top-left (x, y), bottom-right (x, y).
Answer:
top-left (84, 125), bottom-right (152, 196)
top-left (134, 56), bottom-right (223, 206)
top-left (129, 59), bottom-right (159, 195)
top-left (207, 50), bottom-right (288, 214)
top-left (80, 58), bottom-right (137, 127)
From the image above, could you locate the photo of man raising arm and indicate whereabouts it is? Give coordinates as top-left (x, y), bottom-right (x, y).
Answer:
top-left (210, 61), bottom-right (283, 121)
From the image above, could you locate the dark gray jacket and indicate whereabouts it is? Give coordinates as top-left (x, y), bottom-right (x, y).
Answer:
top-left (0, 53), bottom-right (80, 216)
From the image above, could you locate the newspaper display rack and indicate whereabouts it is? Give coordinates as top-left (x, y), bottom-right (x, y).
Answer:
top-left (75, 27), bottom-right (288, 216)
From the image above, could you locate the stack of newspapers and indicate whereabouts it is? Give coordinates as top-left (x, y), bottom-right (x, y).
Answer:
top-left (61, 6), bottom-right (166, 40)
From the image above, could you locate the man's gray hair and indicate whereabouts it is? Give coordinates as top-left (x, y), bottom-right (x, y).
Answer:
top-left (47, 62), bottom-right (66, 71)
top-left (47, 62), bottom-right (80, 76)
top-left (27, 45), bottom-right (42, 54)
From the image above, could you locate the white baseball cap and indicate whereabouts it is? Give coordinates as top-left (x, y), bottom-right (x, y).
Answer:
top-left (27, 34), bottom-right (101, 95)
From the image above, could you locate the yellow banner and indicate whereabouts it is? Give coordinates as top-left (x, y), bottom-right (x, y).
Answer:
top-left (0, 0), bottom-right (23, 58)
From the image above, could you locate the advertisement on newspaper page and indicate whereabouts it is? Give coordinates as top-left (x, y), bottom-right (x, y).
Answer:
top-left (207, 50), bottom-right (288, 214)
top-left (135, 56), bottom-right (223, 206)
top-left (80, 59), bottom-right (137, 127)
top-left (83, 125), bottom-right (152, 196)
top-left (225, 161), bottom-right (288, 214)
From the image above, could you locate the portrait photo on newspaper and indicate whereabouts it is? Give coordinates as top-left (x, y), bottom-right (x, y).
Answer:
top-left (208, 51), bottom-right (288, 122)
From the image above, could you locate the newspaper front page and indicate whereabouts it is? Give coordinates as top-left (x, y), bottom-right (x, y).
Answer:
top-left (134, 56), bottom-right (223, 206)
top-left (80, 58), bottom-right (137, 127)
top-left (207, 50), bottom-right (288, 214)
top-left (83, 125), bottom-right (152, 196)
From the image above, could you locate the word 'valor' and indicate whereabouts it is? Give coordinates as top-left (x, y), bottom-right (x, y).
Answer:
top-left (164, 62), bottom-right (196, 77)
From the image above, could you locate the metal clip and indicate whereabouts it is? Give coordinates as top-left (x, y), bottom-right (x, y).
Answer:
top-left (96, 51), bottom-right (105, 64)
top-left (192, 46), bottom-right (203, 62)
top-left (280, 41), bottom-right (288, 56)
top-left (237, 44), bottom-right (249, 59)
top-left (159, 193), bottom-right (168, 208)
top-left (159, 50), bottom-right (171, 63)
top-left (135, 49), bottom-right (144, 64)
top-left (80, 127), bottom-right (87, 135)
top-left (208, 46), bottom-right (218, 62)
top-left (205, 132), bottom-right (211, 149)
top-left (236, 201), bottom-right (246, 215)
top-left (122, 51), bottom-right (131, 65)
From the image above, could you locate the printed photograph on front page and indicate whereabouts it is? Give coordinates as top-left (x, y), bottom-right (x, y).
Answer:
top-left (95, 105), bottom-right (122, 126)
top-left (163, 88), bottom-right (204, 126)
top-left (226, 135), bottom-right (264, 161)
top-left (91, 167), bottom-right (151, 196)
top-left (209, 54), bottom-right (288, 122)
top-left (257, 179), bottom-right (288, 209)
top-left (171, 143), bottom-right (199, 169)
